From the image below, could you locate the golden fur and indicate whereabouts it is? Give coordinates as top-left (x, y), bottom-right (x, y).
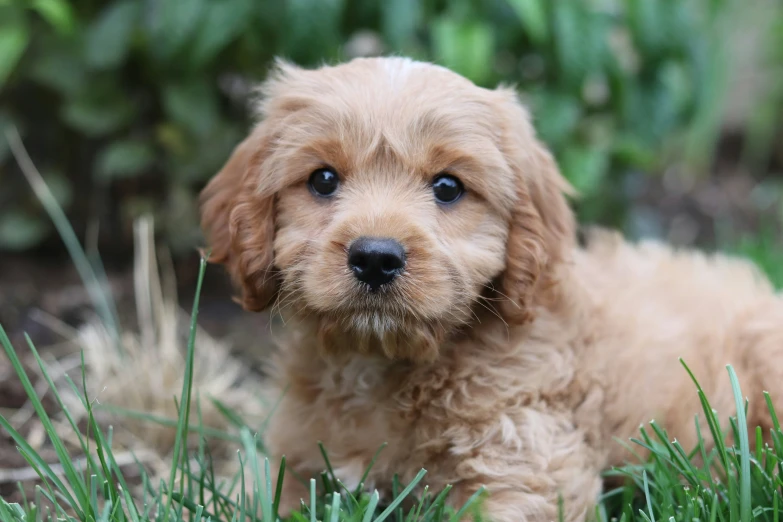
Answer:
top-left (200, 57), bottom-right (783, 522)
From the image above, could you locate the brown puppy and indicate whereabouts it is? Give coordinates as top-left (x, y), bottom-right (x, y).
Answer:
top-left (200, 57), bottom-right (783, 522)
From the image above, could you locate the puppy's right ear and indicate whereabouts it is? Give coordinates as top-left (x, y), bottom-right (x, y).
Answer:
top-left (200, 126), bottom-right (278, 311)
top-left (493, 88), bottom-right (576, 324)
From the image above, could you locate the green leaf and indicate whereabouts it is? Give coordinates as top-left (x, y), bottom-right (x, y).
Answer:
top-left (432, 17), bottom-right (494, 85)
top-left (611, 136), bottom-right (656, 169)
top-left (550, 1), bottom-right (582, 87)
top-left (28, 38), bottom-right (85, 94)
top-left (282, 0), bottom-right (345, 64)
top-left (559, 145), bottom-right (609, 197)
top-left (61, 84), bottom-right (134, 136)
top-left (188, 0), bottom-right (254, 67)
top-left (627, 66), bottom-right (689, 144)
top-left (0, 18), bottom-right (29, 88)
top-left (625, 0), bottom-right (667, 57)
top-left (162, 79), bottom-right (220, 138)
top-left (530, 91), bottom-right (582, 146)
top-left (506, 0), bottom-right (547, 44)
top-left (85, 0), bottom-right (141, 69)
top-left (382, 0), bottom-right (421, 50)
top-left (167, 120), bottom-right (243, 182)
top-left (0, 210), bottom-right (48, 250)
top-left (149, 0), bottom-right (208, 63)
top-left (551, 2), bottom-right (608, 89)
top-left (94, 139), bottom-right (155, 180)
top-left (31, 0), bottom-right (76, 35)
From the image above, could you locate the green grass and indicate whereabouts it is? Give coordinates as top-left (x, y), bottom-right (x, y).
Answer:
top-left (0, 257), bottom-right (486, 522)
top-left (1, 258), bottom-right (782, 521)
top-left (597, 361), bottom-right (783, 522)
top-left (3, 127), bottom-right (783, 520)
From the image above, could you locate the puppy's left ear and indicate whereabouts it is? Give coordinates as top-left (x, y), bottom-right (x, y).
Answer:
top-left (200, 125), bottom-right (278, 312)
top-left (494, 88), bottom-right (576, 324)
top-left (201, 61), bottom-right (311, 312)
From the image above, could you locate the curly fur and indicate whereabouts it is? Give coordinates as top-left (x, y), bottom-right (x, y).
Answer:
top-left (200, 57), bottom-right (783, 522)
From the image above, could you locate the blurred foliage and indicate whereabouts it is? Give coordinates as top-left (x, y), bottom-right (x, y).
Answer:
top-left (0, 0), bottom-right (771, 256)
top-left (742, 1), bottom-right (783, 172)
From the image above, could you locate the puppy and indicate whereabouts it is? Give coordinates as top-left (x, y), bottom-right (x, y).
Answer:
top-left (200, 57), bottom-right (783, 522)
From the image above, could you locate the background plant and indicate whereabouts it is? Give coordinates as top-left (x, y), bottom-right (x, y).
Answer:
top-left (3, 0), bottom-right (779, 258)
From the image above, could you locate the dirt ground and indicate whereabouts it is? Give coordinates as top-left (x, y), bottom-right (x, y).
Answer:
top-left (0, 252), bottom-right (272, 504)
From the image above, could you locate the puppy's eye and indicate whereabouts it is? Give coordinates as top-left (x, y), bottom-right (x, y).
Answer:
top-left (432, 174), bottom-right (464, 204)
top-left (308, 168), bottom-right (340, 197)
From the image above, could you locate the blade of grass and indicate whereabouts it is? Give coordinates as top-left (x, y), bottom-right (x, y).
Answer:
top-left (26, 338), bottom-right (117, 511)
top-left (372, 469), bottom-right (427, 522)
top-left (408, 485), bottom-right (428, 522)
top-left (163, 255), bottom-right (207, 521)
top-left (419, 485), bottom-right (453, 521)
top-left (643, 470), bottom-right (654, 522)
top-left (329, 492), bottom-right (341, 522)
top-left (5, 126), bottom-right (121, 346)
top-left (451, 486), bottom-right (485, 522)
top-left (273, 456), bottom-right (287, 518)
top-left (61, 372), bottom-right (142, 521)
top-left (727, 365), bottom-right (752, 522)
top-left (361, 491), bottom-right (380, 522)
top-left (355, 443), bottom-right (388, 496)
top-left (765, 392), bottom-right (781, 433)
top-left (98, 404), bottom-right (241, 442)
top-left (264, 457), bottom-right (274, 522)
top-left (196, 396), bottom-right (207, 511)
top-left (239, 452), bottom-right (248, 522)
top-left (681, 360), bottom-right (732, 473)
top-left (318, 441), bottom-right (338, 491)
top-left (310, 478), bottom-right (317, 522)
top-left (392, 474), bottom-right (402, 522)
top-left (170, 492), bottom-right (219, 520)
top-left (241, 428), bottom-right (272, 522)
top-left (0, 324), bottom-right (87, 517)
top-left (209, 396), bottom-right (249, 430)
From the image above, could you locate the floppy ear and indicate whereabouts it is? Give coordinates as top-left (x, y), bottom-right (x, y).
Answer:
top-left (201, 60), bottom-right (313, 311)
top-left (200, 126), bottom-right (278, 312)
top-left (494, 88), bottom-right (576, 324)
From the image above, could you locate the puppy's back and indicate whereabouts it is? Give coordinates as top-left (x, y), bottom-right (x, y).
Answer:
top-left (570, 230), bottom-right (781, 464)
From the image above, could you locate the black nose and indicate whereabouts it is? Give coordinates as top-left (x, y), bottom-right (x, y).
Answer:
top-left (347, 237), bottom-right (406, 291)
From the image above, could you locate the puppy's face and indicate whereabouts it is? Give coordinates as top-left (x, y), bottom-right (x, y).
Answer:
top-left (201, 58), bottom-right (574, 362)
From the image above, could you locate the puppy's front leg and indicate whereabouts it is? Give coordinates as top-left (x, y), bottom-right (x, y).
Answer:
top-left (445, 411), bottom-right (603, 522)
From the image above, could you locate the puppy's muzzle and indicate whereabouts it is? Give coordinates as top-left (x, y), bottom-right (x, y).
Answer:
top-left (348, 237), bottom-right (406, 291)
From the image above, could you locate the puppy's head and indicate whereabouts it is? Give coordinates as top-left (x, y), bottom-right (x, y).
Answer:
top-left (201, 57), bottom-right (574, 362)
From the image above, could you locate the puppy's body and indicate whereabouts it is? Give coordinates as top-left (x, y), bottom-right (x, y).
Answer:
top-left (200, 57), bottom-right (783, 521)
top-left (264, 233), bottom-right (783, 521)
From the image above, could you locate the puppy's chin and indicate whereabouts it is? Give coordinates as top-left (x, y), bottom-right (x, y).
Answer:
top-left (298, 287), bottom-right (467, 363)
top-left (315, 312), bottom-right (449, 363)
top-left (293, 272), bottom-right (471, 363)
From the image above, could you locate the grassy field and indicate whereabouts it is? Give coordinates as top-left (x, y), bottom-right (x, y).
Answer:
top-left (1, 253), bottom-right (782, 521)
top-left (2, 127), bottom-right (783, 521)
